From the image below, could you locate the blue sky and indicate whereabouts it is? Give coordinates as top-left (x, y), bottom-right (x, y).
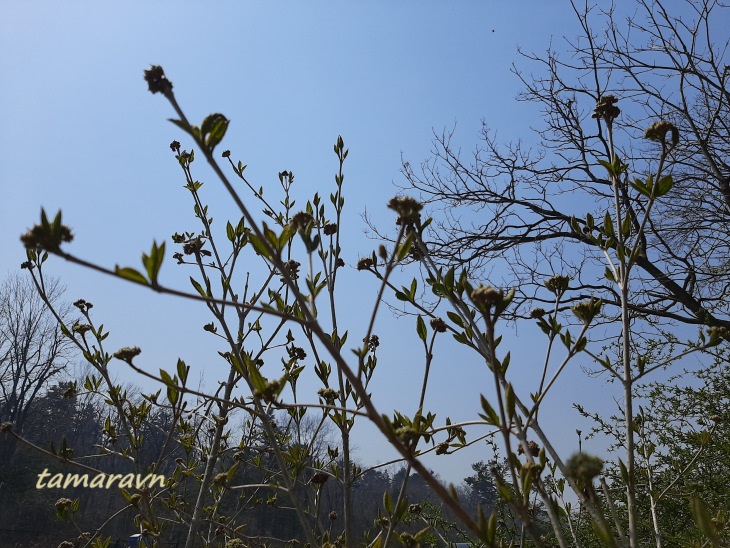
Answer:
top-left (2, 2), bottom-right (627, 487)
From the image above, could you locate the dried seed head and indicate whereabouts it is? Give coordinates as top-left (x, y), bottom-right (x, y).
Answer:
top-left (565, 452), bottom-right (603, 483)
top-left (470, 285), bottom-right (504, 308)
top-left (518, 440), bottom-right (540, 457)
top-left (530, 307), bottom-right (547, 318)
top-left (310, 472), bottom-right (329, 486)
top-left (72, 322), bottom-right (92, 336)
top-left (707, 326), bottom-right (730, 344)
top-left (290, 211), bottom-right (313, 231)
top-left (430, 317), bottom-right (447, 333)
top-left (323, 223), bottom-right (337, 236)
top-left (55, 498), bottom-right (74, 511)
top-left (644, 120), bottom-right (679, 147)
top-left (318, 387), bottom-right (339, 404)
top-left (357, 257), bottom-right (374, 271)
top-left (114, 346), bottom-right (141, 363)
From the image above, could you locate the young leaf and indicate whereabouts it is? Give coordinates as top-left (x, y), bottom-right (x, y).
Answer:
top-left (479, 395), bottom-right (500, 426)
top-left (189, 277), bottom-right (208, 298)
top-left (115, 266), bottom-right (148, 286)
top-left (690, 497), bottom-right (720, 546)
top-left (656, 174), bottom-right (674, 197)
top-left (395, 231), bottom-right (415, 261)
top-left (447, 310), bottom-right (464, 328)
top-left (416, 315), bottom-right (427, 342)
top-left (603, 212), bottom-right (615, 238)
top-left (142, 240), bottom-right (165, 287)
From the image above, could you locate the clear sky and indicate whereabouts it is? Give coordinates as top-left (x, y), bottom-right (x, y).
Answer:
top-left (2, 2), bottom-right (633, 487)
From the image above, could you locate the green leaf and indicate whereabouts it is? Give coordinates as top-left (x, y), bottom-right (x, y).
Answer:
top-left (447, 310), bottom-right (464, 327)
top-left (444, 267), bottom-right (455, 292)
top-left (177, 358), bottom-right (188, 382)
top-left (409, 278), bottom-right (417, 300)
top-left (395, 231), bottom-right (415, 261)
top-left (486, 511), bottom-right (497, 542)
top-left (416, 315), bottom-right (427, 342)
top-left (413, 526), bottom-right (432, 542)
top-left (603, 212), bottom-right (614, 238)
top-left (279, 223), bottom-right (296, 248)
top-left (501, 352), bottom-right (511, 374)
top-left (201, 113), bottom-right (230, 151)
top-left (394, 290), bottom-right (409, 302)
top-left (189, 277), bottom-right (208, 298)
top-left (141, 240), bottom-right (165, 287)
top-left (590, 518), bottom-right (617, 546)
top-left (630, 179), bottom-right (651, 197)
top-left (586, 213), bottom-right (594, 230)
top-left (691, 497), bottom-right (720, 546)
top-left (383, 490), bottom-right (393, 514)
top-left (168, 118), bottom-right (192, 134)
top-left (247, 356), bottom-right (267, 394)
top-left (570, 215), bottom-right (582, 235)
top-left (505, 383), bottom-right (515, 420)
top-left (167, 385), bottom-right (179, 406)
top-left (621, 213), bottom-right (632, 237)
top-left (598, 159), bottom-right (616, 176)
top-left (115, 266), bottom-right (148, 286)
top-left (618, 458), bottom-right (629, 484)
top-left (159, 369), bottom-right (175, 386)
top-left (479, 395), bottom-right (500, 426)
top-left (248, 233), bottom-right (272, 258)
top-left (656, 174), bottom-right (673, 197)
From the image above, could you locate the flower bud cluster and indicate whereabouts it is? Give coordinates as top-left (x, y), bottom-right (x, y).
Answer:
top-left (144, 65), bottom-right (173, 96)
top-left (388, 196), bottom-right (423, 229)
top-left (592, 95), bottom-right (620, 124)
top-left (545, 275), bottom-right (570, 295)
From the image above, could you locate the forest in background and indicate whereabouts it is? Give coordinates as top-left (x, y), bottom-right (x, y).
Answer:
top-left (2, 0), bottom-right (730, 546)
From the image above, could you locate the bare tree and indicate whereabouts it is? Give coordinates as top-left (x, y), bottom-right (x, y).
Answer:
top-left (399, 0), bottom-right (730, 328)
top-left (0, 273), bottom-right (75, 460)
